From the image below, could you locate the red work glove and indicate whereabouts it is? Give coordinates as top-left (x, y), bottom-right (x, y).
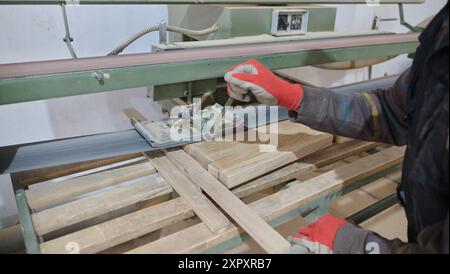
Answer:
top-left (224, 59), bottom-right (304, 110)
top-left (288, 214), bottom-right (349, 254)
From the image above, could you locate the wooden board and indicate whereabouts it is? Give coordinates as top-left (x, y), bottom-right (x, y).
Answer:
top-left (14, 153), bottom-right (144, 187)
top-left (301, 140), bottom-right (377, 168)
top-left (127, 146), bottom-right (405, 253)
top-left (188, 120), bottom-right (333, 188)
top-left (40, 198), bottom-right (193, 254)
top-left (148, 153), bottom-right (231, 233)
top-left (26, 162), bottom-right (156, 210)
top-left (232, 162), bottom-right (314, 198)
top-left (32, 175), bottom-right (171, 236)
top-left (334, 135), bottom-right (354, 144)
top-left (161, 149), bottom-right (291, 254)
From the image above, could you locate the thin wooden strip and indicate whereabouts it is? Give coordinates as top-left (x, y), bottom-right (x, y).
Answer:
top-left (40, 198), bottom-right (193, 254)
top-left (26, 162), bottom-right (156, 210)
top-left (385, 169), bottom-right (402, 184)
top-left (128, 146), bottom-right (405, 254)
top-left (301, 140), bottom-right (377, 168)
top-left (32, 175), bottom-right (171, 236)
top-left (149, 154), bottom-right (231, 233)
top-left (333, 136), bottom-right (354, 144)
top-left (232, 162), bottom-right (315, 198)
top-left (232, 140), bottom-right (378, 196)
top-left (15, 153), bottom-right (144, 187)
top-left (28, 156), bottom-right (146, 189)
top-left (360, 176), bottom-right (398, 200)
top-left (161, 149), bottom-right (291, 254)
top-left (250, 146), bottom-right (406, 220)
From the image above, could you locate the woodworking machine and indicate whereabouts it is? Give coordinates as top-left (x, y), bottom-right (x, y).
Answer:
top-left (0, 0), bottom-right (424, 173)
top-left (0, 0), bottom-right (426, 253)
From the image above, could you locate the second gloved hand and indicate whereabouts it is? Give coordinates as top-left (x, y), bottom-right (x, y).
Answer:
top-left (288, 214), bottom-right (349, 254)
top-left (224, 59), bottom-right (304, 110)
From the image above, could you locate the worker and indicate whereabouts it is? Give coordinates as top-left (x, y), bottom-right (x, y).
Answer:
top-left (224, 3), bottom-right (448, 254)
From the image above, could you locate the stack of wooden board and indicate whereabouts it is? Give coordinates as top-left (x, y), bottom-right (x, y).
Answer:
top-left (185, 120), bottom-right (334, 188)
top-left (17, 121), bottom-right (406, 254)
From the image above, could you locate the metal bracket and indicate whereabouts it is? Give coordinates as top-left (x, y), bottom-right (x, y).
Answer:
top-left (60, 3), bottom-right (77, 59)
top-left (158, 21), bottom-right (168, 45)
top-left (398, 3), bottom-right (424, 32)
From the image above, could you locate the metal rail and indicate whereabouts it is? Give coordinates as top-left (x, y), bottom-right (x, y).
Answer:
top-left (0, 33), bottom-right (419, 105)
top-left (0, 76), bottom-right (395, 175)
top-left (12, 180), bottom-right (41, 254)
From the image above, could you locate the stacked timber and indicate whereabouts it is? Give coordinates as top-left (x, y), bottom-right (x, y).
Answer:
top-left (18, 120), bottom-right (405, 254)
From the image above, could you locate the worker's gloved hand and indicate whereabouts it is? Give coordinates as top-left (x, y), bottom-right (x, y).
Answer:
top-left (288, 214), bottom-right (349, 254)
top-left (224, 59), bottom-right (304, 110)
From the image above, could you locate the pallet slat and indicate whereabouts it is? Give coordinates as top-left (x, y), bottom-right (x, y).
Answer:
top-left (32, 175), bottom-right (171, 235)
top-left (26, 162), bottom-right (156, 209)
top-left (40, 198), bottom-right (193, 254)
top-left (232, 162), bottom-right (315, 198)
top-left (301, 140), bottom-right (377, 168)
top-left (207, 122), bottom-right (333, 187)
top-left (128, 146), bottom-right (405, 254)
top-left (162, 149), bottom-right (291, 254)
top-left (251, 146), bottom-right (405, 220)
top-left (149, 154), bottom-right (231, 233)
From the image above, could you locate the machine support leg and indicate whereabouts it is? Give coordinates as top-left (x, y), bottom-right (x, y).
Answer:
top-left (11, 176), bottom-right (40, 254)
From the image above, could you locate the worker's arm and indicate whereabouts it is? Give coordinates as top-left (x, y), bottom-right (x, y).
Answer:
top-left (334, 212), bottom-right (449, 254)
top-left (290, 69), bottom-right (411, 145)
top-left (288, 213), bottom-right (449, 254)
top-left (225, 59), bottom-right (411, 145)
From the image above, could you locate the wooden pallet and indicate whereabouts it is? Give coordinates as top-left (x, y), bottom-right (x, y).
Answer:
top-left (21, 124), bottom-right (405, 254)
top-left (185, 120), bottom-right (333, 188)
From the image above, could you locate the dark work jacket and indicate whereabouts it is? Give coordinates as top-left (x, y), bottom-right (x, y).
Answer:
top-left (290, 3), bottom-right (449, 254)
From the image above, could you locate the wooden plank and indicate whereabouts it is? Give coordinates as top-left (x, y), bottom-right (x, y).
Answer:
top-left (250, 146), bottom-right (406, 220)
top-left (32, 175), bottom-right (171, 236)
top-left (360, 176), bottom-right (398, 200)
top-left (149, 154), bottom-right (231, 233)
top-left (186, 141), bottom-right (259, 170)
top-left (128, 146), bottom-right (405, 253)
top-left (14, 153), bottom-right (144, 187)
top-left (232, 162), bottom-right (315, 198)
top-left (208, 121), bottom-right (333, 188)
top-left (329, 189), bottom-right (379, 218)
top-left (296, 160), bottom-right (349, 182)
top-left (301, 140), bottom-right (377, 168)
top-left (385, 168), bottom-right (402, 184)
top-left (40, 198), bottom-right (194, 254)
top-left (26, 162), bottom-right (156, 209)
top-left (161, 149), bottom-right (291, 254)
top-left (334, 135), bottom-right (354, 144)
top-left (27, 156), bottom-right (146, 190)
top-left (360, 204), bottom-right (408, 242)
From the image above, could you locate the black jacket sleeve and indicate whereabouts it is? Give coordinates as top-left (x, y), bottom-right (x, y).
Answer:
top-left (290, 68), bottom-right (412, 145)
top-left (333, 212), bottom-right (449, 254)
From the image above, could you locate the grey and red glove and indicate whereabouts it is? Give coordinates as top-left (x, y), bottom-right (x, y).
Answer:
top-left (288, 214), bottom-right (349, 254)
top-left (224, 59), bottom-right (304, 110)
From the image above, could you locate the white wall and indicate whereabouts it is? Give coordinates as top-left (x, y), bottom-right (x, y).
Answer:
top-left (0, 1), bottom-right (446, 228)
top-left (0, 5), bottom-right (168, 147)
top-left (0, 4), bottom-right (168, 228)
